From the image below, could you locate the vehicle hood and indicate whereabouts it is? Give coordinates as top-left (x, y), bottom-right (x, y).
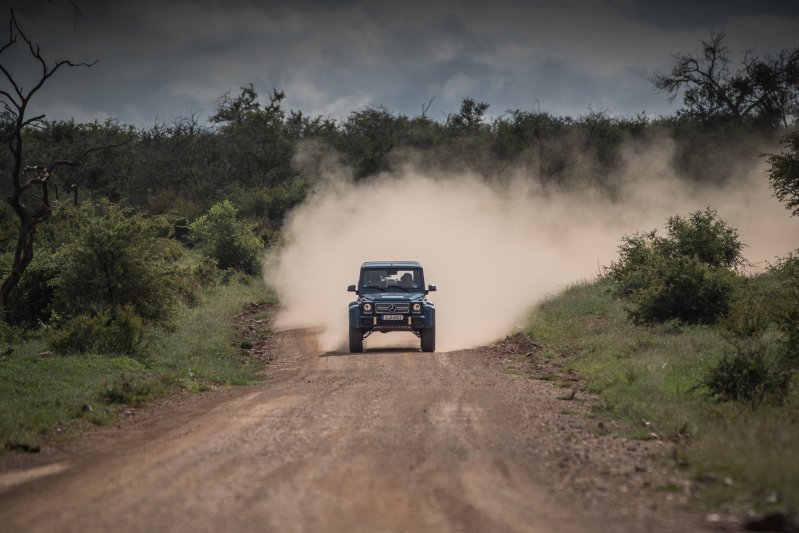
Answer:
top-left (359, 292), bottom-right (425, 302)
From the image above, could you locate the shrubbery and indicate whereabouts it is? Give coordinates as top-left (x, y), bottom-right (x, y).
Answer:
top-left (48, 306), bottom-right (146, 356)
top-left (5, 254), bottom-right (59, 327)
top-left (608, 208), bottom-right (744, 324)
top-left (0, 199), bottom-right (266, 355)
top-left (769, 254), bottom-right (799, 369)
top-left (189, 200), bottom-right (264, 275)
top-left (624, 254), bottom-right (739, 324)
top-left (704, 339), bottom-right (792, 405)
top-left (703, 255), bottom-right (799, 405)
top-left (607, 209), bottom-right (799, 403)
top-left (38, 202), bottom-right (197, 354)
top-left (51, 202), bottom-right (191, 323)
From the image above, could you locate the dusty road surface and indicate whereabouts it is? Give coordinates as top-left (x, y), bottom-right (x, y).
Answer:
top-left (0, 328), bottom-right (710, 533)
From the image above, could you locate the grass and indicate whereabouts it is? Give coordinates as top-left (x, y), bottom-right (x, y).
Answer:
top-left (527, 278), bottom-right (799, 514)
top-left (0, 278), bottom-right (276, 452)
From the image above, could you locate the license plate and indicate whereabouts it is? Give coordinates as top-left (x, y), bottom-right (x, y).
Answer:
top-left (382, 314), bottom-right (403, 320)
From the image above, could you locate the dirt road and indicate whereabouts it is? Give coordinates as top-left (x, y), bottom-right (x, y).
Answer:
top-left (0, 329), bottom-right (709, 532)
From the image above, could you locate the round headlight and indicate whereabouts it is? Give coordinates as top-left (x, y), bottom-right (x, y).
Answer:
top-left (412, 303), bottom-right (421, 312)
top-left (363, 303), bottom-right (372, 312)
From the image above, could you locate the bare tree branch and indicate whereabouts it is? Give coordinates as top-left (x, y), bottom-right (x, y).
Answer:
top-left (20, 113), bottom-right (45, 128)
top-left (0, 63), bottom-right (24, 101)
top-left (0, 8), bottom-right (111, 317)
top-left (421, 96), bottom-right (435, 118)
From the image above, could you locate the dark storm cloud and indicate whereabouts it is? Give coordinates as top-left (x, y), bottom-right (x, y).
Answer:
top-left (2, 0), bottom-right (797, 126)
top-left (624, 0), bottom-right (799, 29)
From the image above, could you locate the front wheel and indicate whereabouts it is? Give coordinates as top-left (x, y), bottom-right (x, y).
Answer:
top-left (420, 327), bottom-right (435, 353)
top-left (349, 327), bottom-right (364, 353)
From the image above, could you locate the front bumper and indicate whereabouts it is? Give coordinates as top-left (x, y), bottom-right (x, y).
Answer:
top-left (359, 314), bottom-right (429, 330)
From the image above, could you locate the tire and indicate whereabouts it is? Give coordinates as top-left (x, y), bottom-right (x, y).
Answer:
top-left (349, 327), bottom-right (364, 353)
top-left (420, 327), bottom-right (435, 353)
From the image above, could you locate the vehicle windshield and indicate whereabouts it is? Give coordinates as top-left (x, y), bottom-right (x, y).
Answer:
top-left (360, 268), bottom-right (423, 292)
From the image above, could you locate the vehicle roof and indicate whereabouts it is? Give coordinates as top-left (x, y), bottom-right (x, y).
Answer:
top-left (360, 261), bottom-right (422, 269)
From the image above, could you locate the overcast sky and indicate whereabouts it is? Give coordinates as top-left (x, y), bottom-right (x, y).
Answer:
top-left (3, 0), bottom-right (798, 127)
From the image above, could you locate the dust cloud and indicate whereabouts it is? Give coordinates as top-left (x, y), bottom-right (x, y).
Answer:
top-left (268, 139), bottom-right (799, 353)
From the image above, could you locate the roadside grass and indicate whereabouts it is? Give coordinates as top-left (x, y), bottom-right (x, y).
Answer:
top-left (0, 278), bottom-right (276, 452)
top-left (527, 278), bottom-right (799, 513)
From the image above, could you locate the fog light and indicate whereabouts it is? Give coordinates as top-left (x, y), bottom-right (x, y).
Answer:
top-left (363, 303), bottom-right (372, 312)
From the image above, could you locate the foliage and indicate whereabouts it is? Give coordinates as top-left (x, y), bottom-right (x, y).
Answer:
top-left (625, 254), bottom-right (740, 324)
top-left (189, 200), bottom-right (264, 275)
top-left (51, 202), bottom-right (191, 323)
top-left (4, 253), bottom-right (59, 327)
top-left (48, 306), bottom-right (146, 356)
top-left (660, 208), bottom-right (745, 268)
top-left (767, 254), bottom-right (799, 369)
top-left (226, 178), bottom-right (310, 240)
top-left (702, 254), bottom-right (799, 406)
top-left (338, 105), bottom-right (406, 179)
top-left (767, 130), bottom-right (799, 216)
top-left (608, 208), bottom-right (744, 324)
top-left (446, 97), bottom-right (490, 132)
top-left (704, 342), bottom-right (792, 405)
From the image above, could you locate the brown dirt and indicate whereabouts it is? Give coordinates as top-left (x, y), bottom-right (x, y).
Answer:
top-left (0, 323), bottom-right (715, 532)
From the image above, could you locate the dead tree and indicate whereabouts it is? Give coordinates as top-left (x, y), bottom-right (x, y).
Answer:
top-left (0, 10), bottom-right (119, 315)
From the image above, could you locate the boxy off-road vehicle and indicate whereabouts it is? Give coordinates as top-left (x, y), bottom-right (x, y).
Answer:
top-left (347, 261), bottom-right (436, 353)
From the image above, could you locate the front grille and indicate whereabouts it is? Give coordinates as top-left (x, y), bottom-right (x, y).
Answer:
top-left (375, 302), bottom-right (410, 314)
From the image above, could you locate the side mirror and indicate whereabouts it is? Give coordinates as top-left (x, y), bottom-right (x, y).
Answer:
top-left (347, 284), bottom-right (357, 292)
top-left (427, 284), bottom-right (437, 292)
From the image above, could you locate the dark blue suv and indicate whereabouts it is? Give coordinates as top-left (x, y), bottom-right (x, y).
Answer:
top-left (347, 261), bottom-right (437, 353)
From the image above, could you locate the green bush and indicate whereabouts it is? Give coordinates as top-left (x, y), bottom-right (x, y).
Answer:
top-left (659, 208), bottom-right (745, 269)
top-left (5, 253), bottom-right (60, 327)
top-left (189, 200), bottom-right (263, 275)
top-left (707, 254), bottom-right (799, 405)
top-left (626, 255), bottom-right (740, 324)
top-left (769, 254), bottom-right (799, 369)
top-left (48, 306), bottom-right (146, 355)
top-left (720, 284), bottom-right (771, 339)
top-left (704, 341), bottom-right (792, 405)
top-left (51, 201), bottom-right (191, 323)
top-left (40, 201), bottom-right (195, 355)
top-left (606, 231), bottom-right (661, 298)
top-left (608, 208), bottom-right (743, 324)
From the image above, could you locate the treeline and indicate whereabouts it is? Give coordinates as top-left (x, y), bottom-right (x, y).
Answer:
top-left (0, 89), bottom-right (790, 349)
top-left (1, 88), bottom-right (788, 240)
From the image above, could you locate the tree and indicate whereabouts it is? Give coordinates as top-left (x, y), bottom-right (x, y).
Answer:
top-left (446, 97), bottom-right (489, 132)
top-left (767, 130), bottom-right (799, 216)
top-left (0, 10), bottom-right (100, 315)
top-left (653, 32), bottom-right (799, 128)
top-left (210, 85), bottom-right (294, 188)
top-left (339, 106), bottom-right (407, 179)
top-left (189, 200), bottom-right (263, 275)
